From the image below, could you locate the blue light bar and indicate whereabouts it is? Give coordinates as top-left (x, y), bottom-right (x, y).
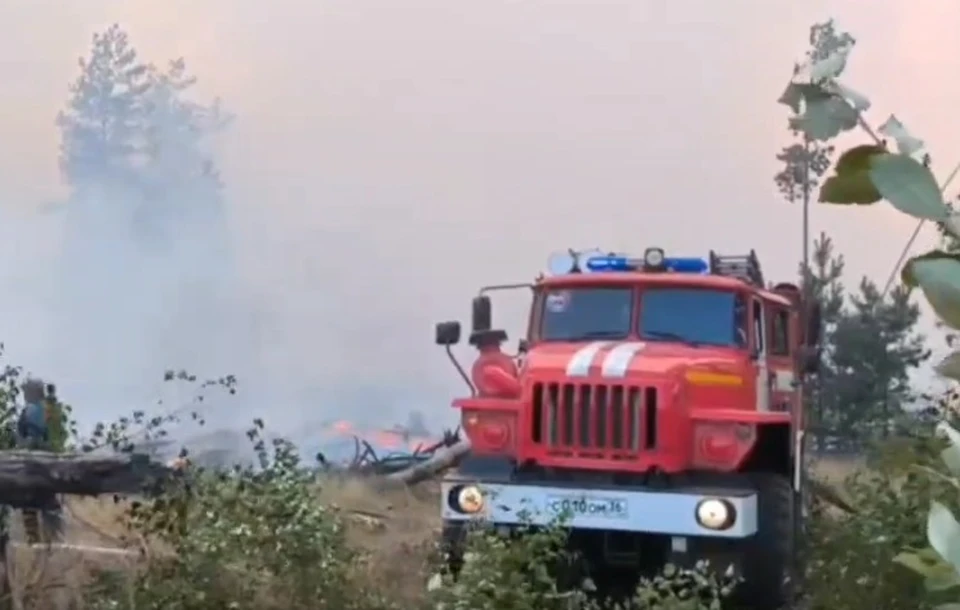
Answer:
top-left (664, 257), bottom-right (709, 273)
top-left (584, 256), bottom-right (639, 272)
top-left (585, 255), bottom-right (709, 274)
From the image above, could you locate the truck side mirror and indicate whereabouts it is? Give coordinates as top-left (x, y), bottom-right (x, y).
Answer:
top-left (435, 321), bottom-right (462, 346)
top-left (472, 296), bottom-right (492, 332)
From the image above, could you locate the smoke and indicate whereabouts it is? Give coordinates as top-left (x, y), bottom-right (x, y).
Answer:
top-left (1, 0), bottom-right (950, 450)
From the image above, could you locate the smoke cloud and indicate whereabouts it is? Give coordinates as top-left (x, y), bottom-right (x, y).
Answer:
top-left (0, 0), bottom-right (956, 451)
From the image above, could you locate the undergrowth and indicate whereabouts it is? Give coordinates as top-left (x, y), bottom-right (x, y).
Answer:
top-left (0, 363), bottom-right (941, 609)
top-left (0, 361), bottom-right (943, 610)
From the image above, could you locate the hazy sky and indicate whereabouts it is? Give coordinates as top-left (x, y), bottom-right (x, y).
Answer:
top-left (0, 0), bottom-right (955, 436)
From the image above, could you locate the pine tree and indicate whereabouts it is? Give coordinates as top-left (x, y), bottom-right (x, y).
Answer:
top-left (797, 233), bottom-right (846, 450)
top-left (831, 280), bottom-right (928, 444)
top-left (51, 24), bottom-right (236, 407)
top-left (136, 57), bottom-right (232, 243)
top-left (55, 24), bottom-right (151, 192)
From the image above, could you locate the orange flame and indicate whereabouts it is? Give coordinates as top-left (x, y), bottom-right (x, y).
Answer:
top-left (323, 420), bottom-right (437, 453)
top-left (332, 420), bottom-right (354, 435)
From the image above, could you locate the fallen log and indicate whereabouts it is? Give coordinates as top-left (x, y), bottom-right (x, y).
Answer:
top-left (386, 439), bottom-right (471, 486)
top-left (0, 450), bottom-right (172, 507)
top-left (0, 450), bottom-right (173, 610)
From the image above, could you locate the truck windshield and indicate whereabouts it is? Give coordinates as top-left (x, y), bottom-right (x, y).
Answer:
top-left (639, 288), bottom-right (745, 348)
top-left (540, 287), bottom-right (633, 341)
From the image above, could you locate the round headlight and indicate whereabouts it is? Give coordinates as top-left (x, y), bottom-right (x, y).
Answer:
top-left (456, 485), bottom-right (485, 514)
top-left (695, 498), bottom-right (736, 530)
top-left (644, 248), bottom-right (665, 267)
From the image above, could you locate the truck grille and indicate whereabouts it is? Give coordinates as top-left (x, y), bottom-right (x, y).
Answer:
top-left (531, 382), bottom-right (658, 452)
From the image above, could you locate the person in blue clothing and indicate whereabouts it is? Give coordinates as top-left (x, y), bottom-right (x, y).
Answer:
top-left (17, 378), bottom-right (63, 544)
top-left (18, 380), bottom-right (49, 448)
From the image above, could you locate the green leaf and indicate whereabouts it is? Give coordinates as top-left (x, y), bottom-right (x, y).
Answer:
top-left (791, 96), bottom-right (858, 141)
top-left (827, 80), bottom-right (871, 112)
top-left (902, 251), bottom-right (960, 287)
top-left (929, 501), bottom-right (960, 573)
top-left (902, 252), bottom-right (960, 329)
top-left (894, 550), bottom-right (960, 591)
top-left (942, 446), bottom-right (960, 477)
top-left (818, 145), bottom-right (886, 204)
top-left (937, 353), bottom-right (960, 383)
top-left (879, 114), bottom-right (925, 156)
top-left (777, 82), bottom-right (831, 114)
top-left (809, 46), bottom-right (851, 82)
top-left (947, 213), bottom-right (960, 240)
top-left (819, 174), bottom-right (880, 204)
top-left (836, 144), bottom-right (888, 174)
top-left (937, 421), bottom-right (960, 474)
top-left (869, 153), bottom-right (948, 220)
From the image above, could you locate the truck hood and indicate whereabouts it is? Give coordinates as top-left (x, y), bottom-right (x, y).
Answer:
top-left (523, 340), bottom-right (744, 380)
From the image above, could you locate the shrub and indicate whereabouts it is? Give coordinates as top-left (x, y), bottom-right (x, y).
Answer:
top-left (426, 515), bottom-right (736, 610)
top-left (86, 423), bottom-right (396, 610)
top-left (804, 434), bottom-right (946, 610)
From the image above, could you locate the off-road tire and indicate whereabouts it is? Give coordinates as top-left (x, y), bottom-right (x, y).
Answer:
top-left (739, 473), bottom-right (796, 609)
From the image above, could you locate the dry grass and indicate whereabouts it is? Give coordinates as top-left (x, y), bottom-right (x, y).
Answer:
top-left (3, 497), bottom-right (142, 609)
top-left (0, 477), bottom-right (442, 608)
top-left (317, 476), bottom-right (441, 604)
top-left (1, 460), bottom-right (869, 608)
top-left (812, 455), bottom-right (865, 484)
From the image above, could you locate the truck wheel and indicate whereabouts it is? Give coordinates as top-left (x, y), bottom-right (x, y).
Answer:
top-left (739, 474), bottom-right (796, 609)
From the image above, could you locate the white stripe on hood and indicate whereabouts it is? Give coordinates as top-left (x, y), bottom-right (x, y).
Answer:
top-left (565, 341), bottom-right (611, 376)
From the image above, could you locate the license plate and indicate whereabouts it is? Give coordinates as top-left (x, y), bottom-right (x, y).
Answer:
top-left (546, 494), bottom-right (629, 520)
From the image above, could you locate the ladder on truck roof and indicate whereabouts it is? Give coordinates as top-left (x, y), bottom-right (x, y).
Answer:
top-left (709, 250), bottom-right (764, 288)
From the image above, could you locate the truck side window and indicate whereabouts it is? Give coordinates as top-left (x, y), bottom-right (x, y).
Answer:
top-left (770, 307), bottom-right (790, 356)
top-left (733, 294), bottom-right (748, 347)
top-left (752, 300), bottom-right (764, 353)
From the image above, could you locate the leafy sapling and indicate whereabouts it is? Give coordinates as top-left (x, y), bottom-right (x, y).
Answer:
top-left (783, 19), bottom-right (960, 610)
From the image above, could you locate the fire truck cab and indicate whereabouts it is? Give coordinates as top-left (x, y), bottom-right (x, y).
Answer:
top-left (433, 248), bottom-right (821, 608)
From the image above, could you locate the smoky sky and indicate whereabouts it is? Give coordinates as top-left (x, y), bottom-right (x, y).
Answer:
top-left (0, 0), bottom-right (956, 440)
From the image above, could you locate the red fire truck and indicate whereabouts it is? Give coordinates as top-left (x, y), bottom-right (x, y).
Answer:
top-left (433, 248), bottom-right (821, 608)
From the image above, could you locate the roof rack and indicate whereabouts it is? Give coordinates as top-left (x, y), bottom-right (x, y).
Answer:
top-left (708, 250), bottom-right (765, 287)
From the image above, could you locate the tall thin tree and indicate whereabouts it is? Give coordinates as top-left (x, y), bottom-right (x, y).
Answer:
top-left (776, 20), bottom-right (854, 446)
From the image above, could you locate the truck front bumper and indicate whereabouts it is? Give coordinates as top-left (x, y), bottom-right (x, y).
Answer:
top-left (440, 480), bottom-right (757, 539)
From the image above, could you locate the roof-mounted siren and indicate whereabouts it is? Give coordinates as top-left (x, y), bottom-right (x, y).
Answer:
top-left (708, 250), bottom-right (764, 287)
top-left (547, 248), bottom-right (607, 275)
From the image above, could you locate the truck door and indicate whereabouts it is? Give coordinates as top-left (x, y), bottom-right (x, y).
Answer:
top-left (752, 298), bottom-right (770, 412)
top-left (766, 304), bottom-right (795, 413)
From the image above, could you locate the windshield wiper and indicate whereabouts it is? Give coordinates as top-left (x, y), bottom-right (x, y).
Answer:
top-left (643, 330), bottom-right (701, 347)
